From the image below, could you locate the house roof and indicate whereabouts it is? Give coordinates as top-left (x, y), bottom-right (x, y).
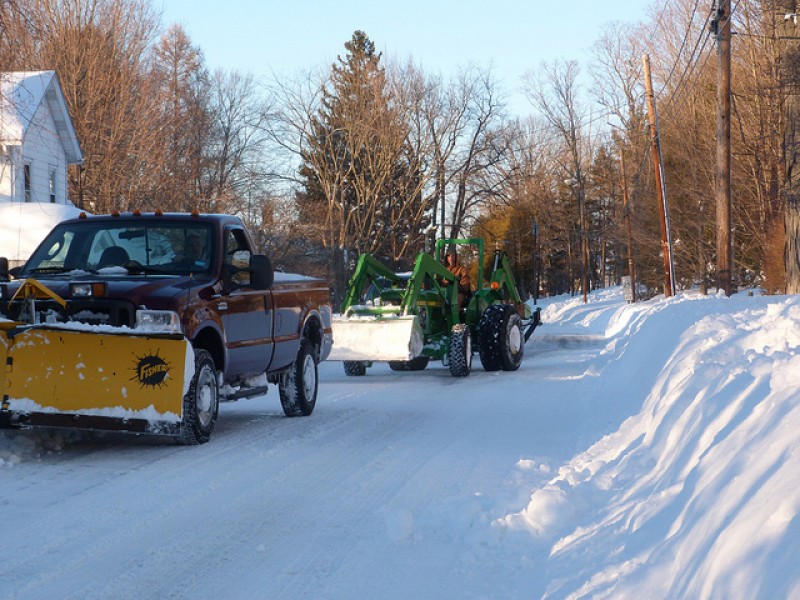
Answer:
top-left (0, 71), bottom-right (83, 164)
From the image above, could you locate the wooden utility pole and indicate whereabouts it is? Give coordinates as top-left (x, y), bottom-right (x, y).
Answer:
top-left (642, 53), bottom-right (676, 297)
top-left (620, 147), bottom-right (637, 302)
top-left (782, 0), bottom-right (800, 293)
top-left (715, 0), bottom-right (733, 296)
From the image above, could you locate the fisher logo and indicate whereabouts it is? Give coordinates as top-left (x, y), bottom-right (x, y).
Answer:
top-left (132, 351), bottom-right (172, 388)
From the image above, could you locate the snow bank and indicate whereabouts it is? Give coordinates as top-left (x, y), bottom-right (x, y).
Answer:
top-left (501, 290), bottom-right (800, 599)
top-left (0, 202), bottom-right (84, 263)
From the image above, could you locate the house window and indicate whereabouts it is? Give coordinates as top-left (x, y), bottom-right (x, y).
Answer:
top-left (24, 163), bottom-right (31, 202)
top-left (49, 168), bottom-right (56, 203)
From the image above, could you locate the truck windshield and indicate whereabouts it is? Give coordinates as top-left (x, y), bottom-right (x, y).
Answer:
top-left (22, 220), bottom-right (215, 277)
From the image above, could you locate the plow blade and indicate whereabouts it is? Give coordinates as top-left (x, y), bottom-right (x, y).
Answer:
top-left (0, 323), bottom-right (192, 435)
top-left (329, 315), bottom-right (424, 362)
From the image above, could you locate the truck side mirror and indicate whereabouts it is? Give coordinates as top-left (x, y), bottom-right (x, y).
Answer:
top-left (250, 254), bottom-right (274, 290)
top-left (0, 257), bottom-right (8, 281)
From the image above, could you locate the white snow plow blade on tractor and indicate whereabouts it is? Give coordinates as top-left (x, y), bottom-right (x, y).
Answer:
top-left (329, 314), bottom-right (424, 362)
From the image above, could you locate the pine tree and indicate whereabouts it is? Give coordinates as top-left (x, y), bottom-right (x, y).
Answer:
top-left (297, 31), bottom-right (429, 304)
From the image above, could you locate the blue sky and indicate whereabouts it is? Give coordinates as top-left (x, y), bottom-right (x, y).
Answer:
top-left (159, 0), bottom-right (656, 116)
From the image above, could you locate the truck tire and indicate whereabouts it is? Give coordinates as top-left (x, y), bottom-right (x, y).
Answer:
top-left (279, 337), bottom-right (318, 417)
top-left (479, 304), bottom-right (524, 372)
top-left (177, 349), bottom-right (219, 445)
top-left (449, 324), bottom-right (472, 377)
top-left (343, 361), bottom-right (367, 376)
top-left (388, 356), bottom-right (430, 371)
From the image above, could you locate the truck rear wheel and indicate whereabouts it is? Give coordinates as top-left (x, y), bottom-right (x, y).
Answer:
top-left (177, 349), bottom-right (219, 445)
top-left (479, 304), bottom-right (524, 372)
top-left (448, 324), bottom-right (472, 377)
top-left (279, 337), bottom-right (318, 416)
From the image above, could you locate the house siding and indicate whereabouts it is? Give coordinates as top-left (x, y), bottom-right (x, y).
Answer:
top-left (18, 99), bottom-right (68, 204)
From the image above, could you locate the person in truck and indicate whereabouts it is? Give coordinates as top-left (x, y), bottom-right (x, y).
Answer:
top-left (175, 233), bottom-right (206, 266)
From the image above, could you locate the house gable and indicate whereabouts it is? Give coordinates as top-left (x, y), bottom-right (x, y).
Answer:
top-left (0, 71), bottom-right (83, 204)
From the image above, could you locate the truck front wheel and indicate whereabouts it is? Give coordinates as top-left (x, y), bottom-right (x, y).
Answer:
top-left (177, 349), bottom-right (219, 445)
top-left (279, 337), bottom-right (318, 417)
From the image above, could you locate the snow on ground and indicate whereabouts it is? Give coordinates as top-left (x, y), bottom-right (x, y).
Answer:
top-left (1, 287), bottom-right (799, 599)
top-left (0, 202), bottom-right (84, 263)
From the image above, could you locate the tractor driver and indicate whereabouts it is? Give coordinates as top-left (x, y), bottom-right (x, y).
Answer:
top-left (444, 251), bottom-right (471, 311)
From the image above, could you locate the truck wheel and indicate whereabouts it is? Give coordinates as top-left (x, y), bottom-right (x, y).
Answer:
top-left (177, 349), bottom-right (219, 445)
top-left (479, 304), bottom-right (524, 372)
top-left (448, 324), bottom-right (472, 377)
top-left (279, 337), bottom-right (318, 417)
top-left (388, 356), bottom-right (430, 371)
top-left (343, 361), bottom-right (367, 376)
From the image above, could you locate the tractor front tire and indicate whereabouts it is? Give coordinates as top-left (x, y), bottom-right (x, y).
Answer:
top-left (479, 304), bottom-right (525, 372)
top-left (388, 356), bottom-right (430, 371)
top-left (343, 361), bottom-right (367, 376)
top-left (449, 324), bottom-right (472, 377)
top-left (177, 349), bottom-right (219, 445)
top-left (279, 337), bottom-right (318, 417)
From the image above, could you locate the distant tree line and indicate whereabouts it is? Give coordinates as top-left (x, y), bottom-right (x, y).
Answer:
top-left (2, 0), bottom-right (798, 302)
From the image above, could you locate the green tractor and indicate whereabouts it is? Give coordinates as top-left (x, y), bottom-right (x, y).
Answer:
top-left (328, 238), bottom-right (541, 377)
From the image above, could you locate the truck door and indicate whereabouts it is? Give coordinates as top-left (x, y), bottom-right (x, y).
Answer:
top-left (219, 227), bottom-right (274, 379)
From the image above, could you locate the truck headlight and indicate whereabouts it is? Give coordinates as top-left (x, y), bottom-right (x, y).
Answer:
top-left (136, 309), bottom-right (181, 333)
top-left (70, 282), bottom-right (107, 297)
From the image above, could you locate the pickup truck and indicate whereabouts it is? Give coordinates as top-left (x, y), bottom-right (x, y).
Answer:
top-left (0, 211), bottom-right (333, 443)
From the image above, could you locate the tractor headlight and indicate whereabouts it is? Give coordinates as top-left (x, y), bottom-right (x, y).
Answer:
top-left (136, 309), bottom-right (181, 333)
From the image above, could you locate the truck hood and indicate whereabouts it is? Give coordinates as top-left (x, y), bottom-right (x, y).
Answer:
top-left (4, 274), bottom-right (211, 311)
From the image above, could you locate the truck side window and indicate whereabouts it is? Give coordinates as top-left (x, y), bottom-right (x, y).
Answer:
top-left (224, 228), bottom-right (252, 286)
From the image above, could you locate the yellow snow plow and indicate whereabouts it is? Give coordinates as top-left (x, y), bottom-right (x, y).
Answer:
top-left (0, 280), bottom-right (193, 436)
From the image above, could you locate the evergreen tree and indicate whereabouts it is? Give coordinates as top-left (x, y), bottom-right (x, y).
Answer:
top-left (297, 31), bottom-right (429, 303)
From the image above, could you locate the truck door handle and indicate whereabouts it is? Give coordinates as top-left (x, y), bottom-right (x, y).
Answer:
top-left (218, 302), bottom-right (228, 311)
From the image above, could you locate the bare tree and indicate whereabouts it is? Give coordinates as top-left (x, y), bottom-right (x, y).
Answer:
top-left (525, 59), bottom-right (593, 300)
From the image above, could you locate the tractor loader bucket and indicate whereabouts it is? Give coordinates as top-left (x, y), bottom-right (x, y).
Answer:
top-left (0, 322), bottom-right (193, 435)
top-left (329, 315), bottom-right (424, 362)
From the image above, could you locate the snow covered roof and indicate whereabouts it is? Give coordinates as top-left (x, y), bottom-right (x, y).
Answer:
top-left (0, 71), bottom-right (83, 164)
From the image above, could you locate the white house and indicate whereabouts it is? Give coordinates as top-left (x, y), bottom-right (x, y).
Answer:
top-left (1, 70), bottom-right (83, 204)
top-left (0, 71), bottom-right (84, 265)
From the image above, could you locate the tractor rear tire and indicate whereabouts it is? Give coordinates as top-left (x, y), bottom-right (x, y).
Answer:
top-left (479, 304), bottom-right (524, 372)
top-left (177, 349), bottom-right (219, 445)
top-left (279, 337), bottom-right (318, 417)
top-left (343, 361), bottom-right (367, 376)
top-left (388, 356), bottom-right (430, 371)
top-left (448, 324), bottom-right (472, 377)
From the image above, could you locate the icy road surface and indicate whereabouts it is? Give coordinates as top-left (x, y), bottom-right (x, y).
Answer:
top-left (1, 314), bottom-right (607, 599)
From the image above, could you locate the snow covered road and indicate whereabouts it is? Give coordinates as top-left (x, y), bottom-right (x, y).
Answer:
top-left (0, 305), bottom-right (620, 600)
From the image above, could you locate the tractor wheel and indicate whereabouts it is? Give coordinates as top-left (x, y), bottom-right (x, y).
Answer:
top-left (448, 324), bottom-right (472, 377)
top-left (177, 349), bottom-right (219, 445)
top-left (343, 361), bottom-right (367, 376)
top-left (279, 337), bottom-right (318, 417)
top-left (479, 304), bottom-right (525, 372)
top-left (388, 356), bottom-right (430, 371)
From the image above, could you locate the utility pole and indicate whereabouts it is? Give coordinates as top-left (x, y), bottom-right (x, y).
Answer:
top-left (714, 0), bottom-right (733, 296)
top-left (781, 0), bottom-right (800, 293)
top-left (620, 147), bottom-right (637, 302)
top-left (642, 53), bottom-right (676, 297)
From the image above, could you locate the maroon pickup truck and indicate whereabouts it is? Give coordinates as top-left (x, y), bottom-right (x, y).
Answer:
top-left (0, 211), bottom-right (332, 443)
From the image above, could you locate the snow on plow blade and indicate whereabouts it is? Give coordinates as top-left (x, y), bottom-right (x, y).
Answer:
top-left (0, 322), bottom-right (192, 435)
top-left (329, 315), bottom-right (424, 362)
